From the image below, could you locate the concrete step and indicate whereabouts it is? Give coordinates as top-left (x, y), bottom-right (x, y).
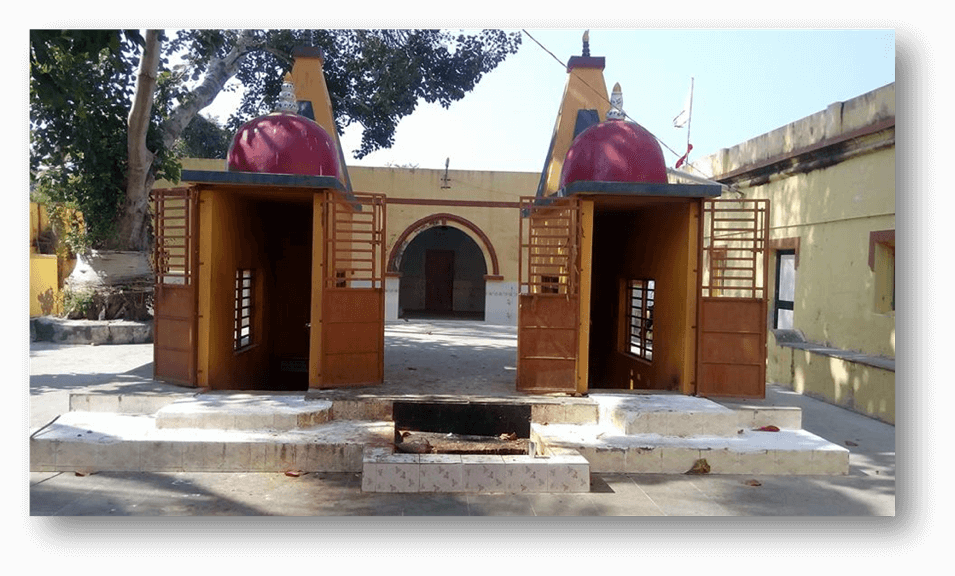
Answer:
top-left (30, 411), bottom-right (391, 474)
top-left (36, 392), bottom-right (831, 479)
top-left (155, 394), bottom-right (332, 431)
top-left (532, 422), bottom-right (849, 475)
top-left (592, 393), bottom-right (803, 436)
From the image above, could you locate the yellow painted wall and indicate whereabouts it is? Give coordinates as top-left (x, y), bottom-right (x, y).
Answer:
top-left (699, 82), bottom-right (895, 421)
top-left (349, 166), bottom-right (537, 282)
top-left (28, 202), bottom-right (70, 316)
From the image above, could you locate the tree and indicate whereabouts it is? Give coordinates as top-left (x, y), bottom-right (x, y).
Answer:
top-left (31, 29), bottom-right (522, 253)
top-left (30, 29), bottom-right (521, 321)
top-left (175, 114), bottom-right (232, 159)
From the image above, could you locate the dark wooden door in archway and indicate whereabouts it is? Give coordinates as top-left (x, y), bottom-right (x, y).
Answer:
top-left (425, 249), bottom-right (455, 313)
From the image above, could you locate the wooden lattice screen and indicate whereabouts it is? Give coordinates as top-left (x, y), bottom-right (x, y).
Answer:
top-left (697, 198), bottom-right (770, 398)
top-left (319, 191), bottom-right (387, 387)
top-left (701, 199), bottom-right (769, 299)
top-left (152, 186), bottom-right (198, 386)
top-left (323, 192), bottom-right (386, 289)
top-left (518, 196), bottom-right (580, 296)
top-left (153, 187), bottom-right (195, 286)
top-left (516, 196), bottom-right (581, 393)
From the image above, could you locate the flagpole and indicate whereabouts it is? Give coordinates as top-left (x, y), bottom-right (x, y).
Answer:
top-left (686, 77), bottom-right (694, 165)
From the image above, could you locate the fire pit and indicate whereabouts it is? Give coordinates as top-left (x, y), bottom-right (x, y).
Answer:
top-left (392, 401), bottom-right (531, 455)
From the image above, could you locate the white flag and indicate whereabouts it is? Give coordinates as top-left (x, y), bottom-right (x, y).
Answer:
top-left (673, 79), bottom-right (693, 128)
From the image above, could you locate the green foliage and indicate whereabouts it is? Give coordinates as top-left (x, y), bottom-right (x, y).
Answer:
top-left (175, 114), bottom-right (232, 159)
top-left (173, 29), bottom-right (522, 159)
top-left (30, 29), bottom-right (521, 250)
top-left (62, 288), bottom-right (96, 319)
top-left (29, 30), bottom-right (179, 249)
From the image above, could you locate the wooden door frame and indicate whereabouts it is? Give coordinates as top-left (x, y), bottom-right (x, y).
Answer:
top-left (152, 186), bottom-right (199, 386)
top-left (695, 197), bottom-right (770, 398)
top-left (516, 195), bottom-right (583, 394)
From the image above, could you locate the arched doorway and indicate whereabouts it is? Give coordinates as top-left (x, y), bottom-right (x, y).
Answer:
top-left (397, 225), bottom-right (488, 320)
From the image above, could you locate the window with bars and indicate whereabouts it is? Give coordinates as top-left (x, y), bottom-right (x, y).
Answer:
top-left (774, 250), bottom-right (796, 329)
top-left (234, 269), bottom-right (254, 350)
top-left (626, 279), bottom-right (655, 361)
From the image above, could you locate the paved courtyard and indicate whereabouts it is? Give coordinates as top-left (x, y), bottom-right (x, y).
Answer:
top-left (28, 319), bottom-right (895, 516)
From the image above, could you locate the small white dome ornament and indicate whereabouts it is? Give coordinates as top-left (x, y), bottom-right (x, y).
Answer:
top-left (607, 82), bottom-right (625, 120)
top-left (276, 75), bottom-right (298, 113)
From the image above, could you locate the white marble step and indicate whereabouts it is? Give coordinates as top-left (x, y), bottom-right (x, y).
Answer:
top-left (532, 422), bottom-right (849, 475)
top-left (591, 393), bottom-right (803, 436)
top-left (30, 411), bottom-right (391, 474)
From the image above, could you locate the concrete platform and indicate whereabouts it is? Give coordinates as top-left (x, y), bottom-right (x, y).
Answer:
top-left (30, 387), bottom-right (849, 480)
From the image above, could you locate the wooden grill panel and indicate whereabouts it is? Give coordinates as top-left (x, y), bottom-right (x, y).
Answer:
top-left (320, 192), bottom-right (386, 387)
top-left (517, 197), bottom-right (581, 393)
top-left (697, 198), bottom-right (769, 398)
top-left (152, 187), bottom-right (198, 386)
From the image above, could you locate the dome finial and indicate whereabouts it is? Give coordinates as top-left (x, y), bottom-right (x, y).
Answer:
top-left (582, 30), bottom-right (590, 57)
top-left (607, 82), bottom-right (625, 120)
top-left (275, 73), bottom-right (298, 114)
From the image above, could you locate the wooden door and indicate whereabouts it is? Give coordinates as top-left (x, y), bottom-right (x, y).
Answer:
top-left (425, 249), bottom-right (454, 312)
top-left (317, 191), bottom-right (387, 387)
top-left (696, 198), bottom-right (770, 398)
top-left (516, 196), bottom-right (581, 393)
top-left (152, 187), bottom-right (198, 386)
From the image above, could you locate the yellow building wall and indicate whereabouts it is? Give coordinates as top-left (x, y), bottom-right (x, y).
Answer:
top-left (29, 202), bottom-right (67, 316)
top-left (748, 148), bottom-right (895, 356)
top-left (349, 166), bottom-right (536, 281)
top-left (699, 83), bottom-right (895, 422)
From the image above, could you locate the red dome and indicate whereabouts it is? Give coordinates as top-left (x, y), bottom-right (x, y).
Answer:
top-left (227, 112), bottom-right (342, 179)
top-left (560, 120), bottom-right (667, 187)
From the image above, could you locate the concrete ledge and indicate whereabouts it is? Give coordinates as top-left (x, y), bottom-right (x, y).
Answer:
top-left (155, 394), bottom-right (333, 431)
top-left (31, 316), bottom-right (153, 345)
top-left (70, 393), bottom-right (190, 414)
top-left (773, 330), bottom-right (894, 372)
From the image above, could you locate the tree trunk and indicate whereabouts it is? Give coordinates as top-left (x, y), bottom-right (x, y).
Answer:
top-left (66, 30), bottom-right (263, 320)
top-left (113, 29), bottom-right (162, 252)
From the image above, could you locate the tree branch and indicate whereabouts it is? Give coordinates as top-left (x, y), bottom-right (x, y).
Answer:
top-left (161, 29), bottom-right (260, 150)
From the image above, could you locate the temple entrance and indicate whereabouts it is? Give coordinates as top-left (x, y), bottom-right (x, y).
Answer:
top-left (259, 198), bottom-right (313, 391)
top-left (586, 197), bottom-right (699, 393)
top-left (398, 226), bottom-right (488, 320)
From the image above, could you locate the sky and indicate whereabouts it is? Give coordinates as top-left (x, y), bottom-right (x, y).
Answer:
top-left (202, 28), bottom-right (895, 177)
